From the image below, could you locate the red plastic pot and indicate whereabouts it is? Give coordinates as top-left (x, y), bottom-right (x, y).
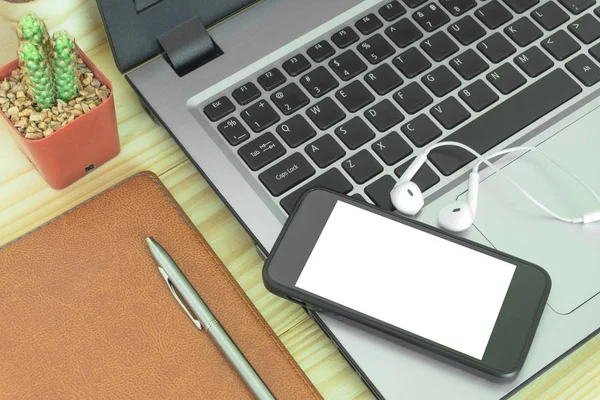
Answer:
top-left (0, 46), bottom-right (120, 190)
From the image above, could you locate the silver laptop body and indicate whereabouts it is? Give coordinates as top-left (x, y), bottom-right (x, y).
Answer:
top-left (125, 0), bottom-right (600, 398)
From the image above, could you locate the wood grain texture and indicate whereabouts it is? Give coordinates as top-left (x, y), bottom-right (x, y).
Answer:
top-left (0, 1), bottom-right (599, 399)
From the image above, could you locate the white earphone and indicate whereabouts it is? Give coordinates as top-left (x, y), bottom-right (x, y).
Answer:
top-left (390, 141), bottom-right (600, 233)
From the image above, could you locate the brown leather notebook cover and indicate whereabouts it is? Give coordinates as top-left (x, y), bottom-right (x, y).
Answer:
top-left (0, 172), bottom-right (321, 399)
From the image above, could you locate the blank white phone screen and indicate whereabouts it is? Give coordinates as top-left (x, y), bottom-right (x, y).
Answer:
top-left (296, 201), bottom-right (516, 360)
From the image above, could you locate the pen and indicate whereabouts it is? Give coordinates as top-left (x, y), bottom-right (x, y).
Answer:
top-left (146, 237), bottom-right (276, 400)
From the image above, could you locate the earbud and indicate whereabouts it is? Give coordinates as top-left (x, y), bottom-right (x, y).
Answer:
top-left (438, 201), bottom-right (474, 232)
top-left (391, 181), bottom-right (424, 216)
top-left (437, 172), bottom-right (479, 232)
top-left (437, 172), bottom-right (480, 232)
top-left (390, 154), bottom-right (428, 216)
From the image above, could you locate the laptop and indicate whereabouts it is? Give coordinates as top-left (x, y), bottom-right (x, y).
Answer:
top-left (97, 0), bottom-right (600, 398)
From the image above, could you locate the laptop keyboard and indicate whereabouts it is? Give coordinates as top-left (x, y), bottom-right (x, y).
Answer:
top-left (201, 0), bottom-right (600, 215)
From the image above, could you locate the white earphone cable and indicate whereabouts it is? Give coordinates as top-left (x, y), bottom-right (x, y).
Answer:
top-left (425, 142), bottom-right (586, 224)
top-left (473, 146), bottom-right (600, 205)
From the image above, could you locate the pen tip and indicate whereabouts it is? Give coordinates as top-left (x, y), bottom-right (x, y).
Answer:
top-left (146, 237), bottom-right (155, 247)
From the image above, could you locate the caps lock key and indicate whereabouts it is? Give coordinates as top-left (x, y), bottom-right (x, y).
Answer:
top-left (259, 153), bottom-right (316, 196)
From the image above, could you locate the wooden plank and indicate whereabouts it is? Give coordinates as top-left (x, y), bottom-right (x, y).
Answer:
top-left (1, 1), bottom-right (599, 398)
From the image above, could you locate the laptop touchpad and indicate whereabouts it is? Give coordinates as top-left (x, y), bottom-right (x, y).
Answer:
top-left (465, 112), bottom-right (600, 314)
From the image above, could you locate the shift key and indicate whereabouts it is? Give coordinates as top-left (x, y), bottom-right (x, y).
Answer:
top-left (259, 153), bottom-right (315, 196)
top-left (238, 132), bottom-right (286, 171)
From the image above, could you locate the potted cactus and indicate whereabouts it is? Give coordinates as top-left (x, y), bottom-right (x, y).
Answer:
top-left (0, 13), bottom-right (119, 190)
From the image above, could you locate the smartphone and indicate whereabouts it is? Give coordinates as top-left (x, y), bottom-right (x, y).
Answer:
top-left (264, 188), bottom-right (551, 379)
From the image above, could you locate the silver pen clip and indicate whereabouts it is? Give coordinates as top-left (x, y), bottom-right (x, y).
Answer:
top-left (158, 266), bottom-right (203, 330)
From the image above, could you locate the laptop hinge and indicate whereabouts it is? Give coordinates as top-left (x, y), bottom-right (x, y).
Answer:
top-left (157, 17), bottom-right (220, 76)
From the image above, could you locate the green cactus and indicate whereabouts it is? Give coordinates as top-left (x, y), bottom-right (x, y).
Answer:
top-left (51, 31), bottom-right (79, 102)
top-left (16, 13), bottom-right (50, 51)
top-left (18, 41), bottom-right (55, 110)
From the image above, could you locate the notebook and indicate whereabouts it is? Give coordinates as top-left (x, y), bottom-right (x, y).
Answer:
top-left (0, 172), bottom-right (321, 399)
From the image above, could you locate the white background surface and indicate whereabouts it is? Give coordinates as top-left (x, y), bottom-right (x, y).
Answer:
top-left (296, 202), bottom-right (516, 359)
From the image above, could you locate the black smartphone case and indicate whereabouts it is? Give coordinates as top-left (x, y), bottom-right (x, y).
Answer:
top-left (263, 188), bottom-right (552, 380)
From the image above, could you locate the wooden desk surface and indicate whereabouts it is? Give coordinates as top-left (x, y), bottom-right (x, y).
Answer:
top-left (0, 1), bottom-right (598, 398)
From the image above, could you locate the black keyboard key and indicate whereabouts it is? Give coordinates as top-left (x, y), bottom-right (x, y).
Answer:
top-left (459, 79), bottom-right (499, 111)
top-left (531, 2), bottom-right (569, 30)
top-left (358, 34), bottom-right (395, 64)
top-left (232, 82), bottom-right (260, 106)
top-left (402, 0), bottom-right (428, 7)
top-left (478, 33), bottom-right (517, 63)
top-left (372, 132), bottom-right (413, 165)
top-left (401, 114), bottom-right (442, 146)
top-left (218, 117), bottom-right (250, 146)
top-left (422, 65), bottom-right (461, 97)
top-left (305, 135), bottom-right (346, 168)
top-left (421, 31), bottom-right (459, 61)
top-left (514, 46), bottom-right (554, 77)
top-left (306, 98), bottom-right (346, 130)
top-left (356, 13), bottom-right (383, 35)
top-left (394, 82), bottom-right (434, 114)
top-left (379, 1), bottom-right (407, 21)
top-left (238, 132), bottom-right (286, 171)
top-left (505, 17), bottom-right (543, 46)
top-left (365, 99), bottom-right (405, 132)
top-left (542, 30), bottom-right (581, 60)
top-left (307, 40), bottom-right (336, 62)
top-left (502, 0), bottom-right (539, 13)
top-left (336, 81), bottom-right (376, 112)
top-left (241, 99), bottom-right (280, 132)
top-left (557, 0), bottom-right (594, 14)
top-left (282, 54), bottom-right (311, 77)
top-left (429, 69), bottom-right (581, 176)
top-left (258, 68), bottom-right (286, 90)
top-left (596, 5), bottom-right (600, 17)
top-left (590, 41), bottom-right (600, 60)
top-left (476, 1), bottom-right (513, 29)
top-left (487, 63), bottom-right (527, 94)
top-left (414, 2), bottom-right (450, 32)
top-left (335, 117), bottom-right (376, 149)
top-left (259, 153), bottom-right (316, 196)
top-left (450, 49), bottom-right (489, 79)
top-left (343, 150), bottom-right (383, 184)
top-left (449, 16), bottom-right (486, 45)
top-left (393, 47), bottom-right (432, 78)
top-left (365, 175), bottom-right (397, 210)
top-left (300, 66), bottom-right (339, 98)
top-left (430, 96), bottom-right (471, 129)
top-left (365, 63), bottom-right (404, 95)
top-left (271, 83), bottom-right (309, 115)
top-left (281, 168), bottom-right (353, 213)
top-left (440, 0), bottom-right (477, 16)
top-left (395, 159), bottom-right (440, 192)
top-left (566, 53), bottom-right (600, 85)
top-left (386, 18), bottom-right (424, 47)
top-left (203, 96), bottom-right (235, 121)
top-left (277, 115), bottom-right (316, 147)
top-left (331, 27), bottom-right (360, 49)
top-left (569, 14), bottom-right (600, 43)
top-left (329, 50), bottom-right (368, 81)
